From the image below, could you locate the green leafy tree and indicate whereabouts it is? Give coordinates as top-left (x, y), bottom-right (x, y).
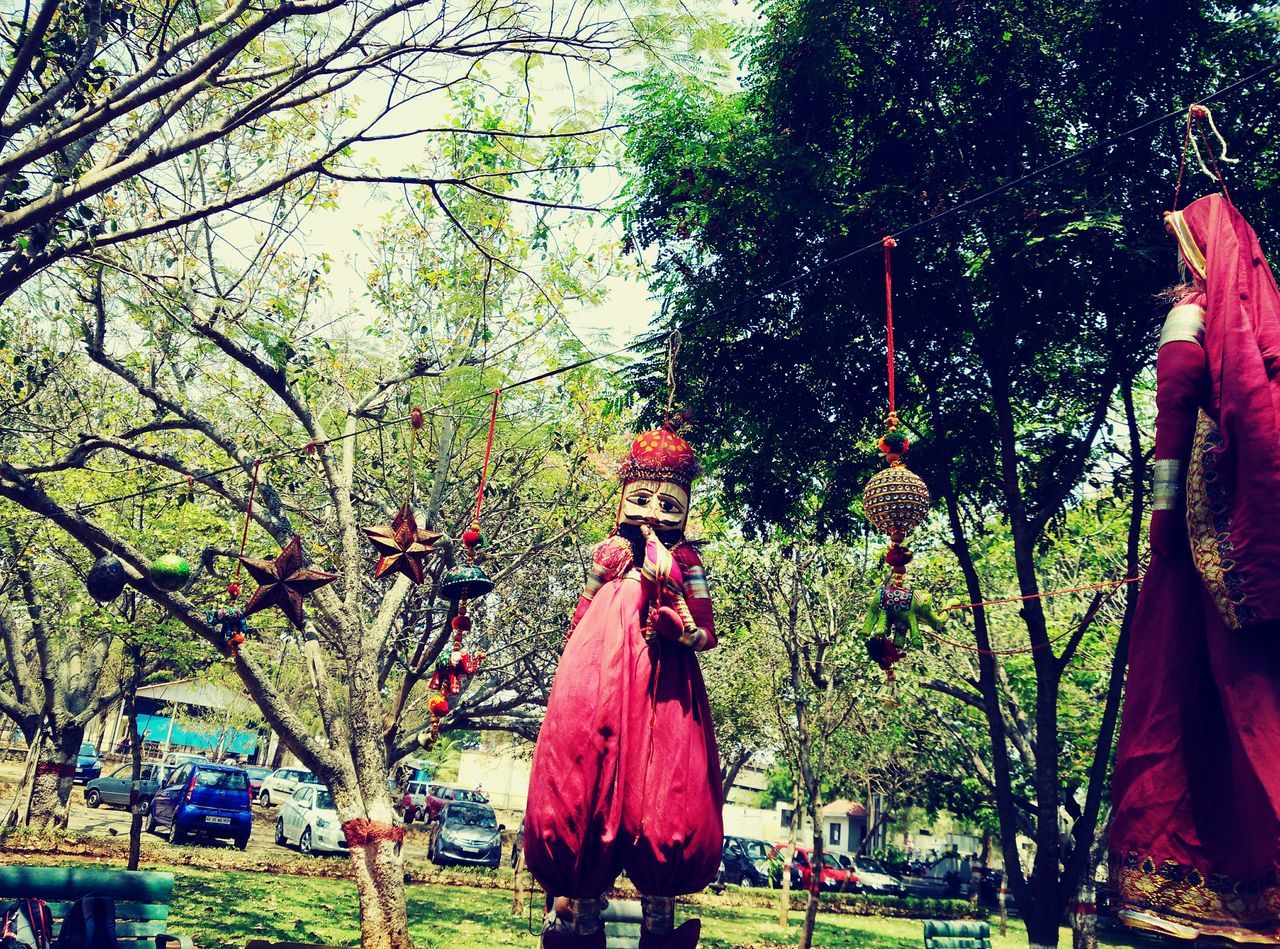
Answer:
top-left (621, 3), bottom-right (1280, 945)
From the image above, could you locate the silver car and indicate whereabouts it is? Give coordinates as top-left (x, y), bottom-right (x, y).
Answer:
top-left (427, 800), bottom-right (504, 868)
top-left (84, 762), bottom-right (168, 812)
top-left (275, 785), bottom-right (346, 855)
top-left (257, 767), bottom-right (321, 806)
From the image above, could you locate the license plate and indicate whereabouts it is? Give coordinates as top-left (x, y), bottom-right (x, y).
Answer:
top-left (206, 816), bottom-right (231, 825)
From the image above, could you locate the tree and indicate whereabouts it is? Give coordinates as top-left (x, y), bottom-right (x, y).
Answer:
top-left (714, 537), bottom-right (869, 949)
top-left (0, 0), bottom-right (616, 302)
top-left (0, 513), bottom-right (199, 831)
top-left (621, 3), bottom-right (1280, 945)
top-left (0, 69), bottom-right (631, 949)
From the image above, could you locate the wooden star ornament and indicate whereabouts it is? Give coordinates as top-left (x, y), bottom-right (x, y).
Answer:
top-left (239, 534), bottom-right (338, 630)
top-left (364, 504), bottom-right (441, 585)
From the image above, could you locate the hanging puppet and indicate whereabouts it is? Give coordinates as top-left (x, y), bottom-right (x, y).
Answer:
top-left (525, 425), bottom-right (722, 949)
top-left (1109, 184), bottom-right (1280, 940)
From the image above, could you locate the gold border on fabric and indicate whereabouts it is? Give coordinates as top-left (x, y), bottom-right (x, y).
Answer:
top-left (1186, 410), bottom-right (1243, 630)
top-left (1110, 853), bottom-right (1280, 944)
top-left (1168, 210), bottom-right (1208, 280)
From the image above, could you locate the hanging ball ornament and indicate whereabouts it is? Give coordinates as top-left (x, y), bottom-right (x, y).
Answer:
top-left (863, 463), bottom-right (931, 541)
top-left (429, 694), bottom-right (450, 717)
top-left (85, 555), bottom-right (128, 602)
top-left (149, 554), bottom-right (191, 592)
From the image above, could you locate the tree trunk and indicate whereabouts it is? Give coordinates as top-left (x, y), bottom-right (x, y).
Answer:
top-left (720, 748), bottom-right (751, 800)
top-left (26, 719), bottom-right (81, 831)
top-left (2, 726), bottom-right (42, 827)
top-left (800, 792), bottom-right (822, 949)
top-left (1070, 869), bottom-right (1098, 949)
top-left (126, 645), bottom-right (145, 871)
top-left (349, 836), bottom-right (413, 949)
top-left (779, 781), bottom-right (800, 928)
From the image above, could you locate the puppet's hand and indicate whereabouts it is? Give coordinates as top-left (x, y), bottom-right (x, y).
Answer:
top-left (650, 605), bottom-right (685, 642)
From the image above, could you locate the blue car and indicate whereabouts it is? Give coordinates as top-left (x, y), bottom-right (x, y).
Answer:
top-left (147, 762), bottom-right (253, 850)
top-left (74, 742), bottom-right (101, 783)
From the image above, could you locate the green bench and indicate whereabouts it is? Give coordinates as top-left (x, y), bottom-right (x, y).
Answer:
top-left (922, 919), bottom-right (992, 949)
top-left (0, 865), bottom-right (191, 948)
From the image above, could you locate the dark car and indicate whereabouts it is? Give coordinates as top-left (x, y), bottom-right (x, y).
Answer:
top-left (427, 800), bottom-right (504, 869)
top-left (719, 835), bottom-right (775, 888)
top-left (147, 762), bottom-right (253, 849)
top-left (84, 762), bottom-right (167, 812)
top-left (74, 742), bottom-right (102, 783)
top-left (424, 783), bottom-right (488, 823)
top-left (243, 765), bottom-right (273, 797)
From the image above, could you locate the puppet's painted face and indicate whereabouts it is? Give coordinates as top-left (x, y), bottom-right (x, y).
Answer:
top-left (617, 479), bottom-right (690, 534)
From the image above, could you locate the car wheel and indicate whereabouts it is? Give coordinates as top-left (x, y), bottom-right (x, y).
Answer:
top-left (167, 818), bottom-right (184, 845)
top-left (429, 839), bottom-right (441, 865)
top-left (275, 819), bottom-right (286, 846)
top-left (84, 788), bottom-right (101, 808)
top-left (738, 874), bottom-right (753, 888)
top-left (145, 809), bottom-right (158, 835)
top-left (300, 827), bottom-right (314, 855)
top-left (235, 835), bottom-right (249, 852)
top-left (137, 797), bottom-right (151, 816)
top-left (258, 790), bottom-right (271, 807)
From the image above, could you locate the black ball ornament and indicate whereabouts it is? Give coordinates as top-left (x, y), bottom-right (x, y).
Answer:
top-left (85, 555), bottom-right (128, 602)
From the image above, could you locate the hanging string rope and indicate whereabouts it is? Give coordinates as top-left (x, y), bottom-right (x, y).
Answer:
top-left (924, 575), bottom-right (1139, 656)
top-left (229, 459), bottom-right (261, 596)
top-left (664, 331), bottom-right (682, 427)
top-left (882, 236), bottom-right (898, 425)
top-left (473, 388), bottom-right (501, 526)
top-left (405, 407), bottom-right (424, 506)
top-left (940, 574), bottom-right (1140, 613)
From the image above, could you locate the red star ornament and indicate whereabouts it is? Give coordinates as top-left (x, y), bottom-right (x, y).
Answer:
top-left (239, 534), bottom-right (338, 630)
top-left (364, 504), bottom-right (441, 584)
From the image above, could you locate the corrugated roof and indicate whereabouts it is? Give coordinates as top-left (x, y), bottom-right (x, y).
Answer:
top-left (136, 678), bottom-right (254, 713)
top-left (821, 799), bottom-right (868, 818)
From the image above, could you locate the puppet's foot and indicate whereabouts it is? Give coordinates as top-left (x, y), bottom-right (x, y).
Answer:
top-left (639, 896), bottom-right (701, 948)
top-left (541, 896), bottom-right (608, 948)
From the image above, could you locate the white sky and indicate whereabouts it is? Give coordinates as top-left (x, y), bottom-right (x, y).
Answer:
top-left (290, 1), bottom-right (752, 355)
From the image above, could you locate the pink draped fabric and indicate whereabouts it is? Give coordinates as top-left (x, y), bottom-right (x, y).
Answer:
top-left (1110, 196), bottom-right (1280, 940)
top-left (1178, 194), bottom-right (1280, 628)
top-left (525, 539), bottom-right (723, 901)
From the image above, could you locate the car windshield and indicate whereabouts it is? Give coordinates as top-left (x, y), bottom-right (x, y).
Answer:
top-left (298, 772), bottom-right (322, 785)
top-left (245, 767), bottom-right (272, 779)
top-left (739, 840), bottom-right (772, 860)
top-left (445, 803), bottom-right (497, 829)
top-left (821, 854), bottom-right (844, 869)
top-left (859, 858), bottom-right (888, 874)
top-left (195, 769), bottom-right (248, 790)
top-left (315, 790), bottom-right (335, 810)
top-left (79, 743), bottom-right (97, 756)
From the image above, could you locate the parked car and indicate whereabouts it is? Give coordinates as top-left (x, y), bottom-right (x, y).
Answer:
top-left (160, 751), bottom-right (208, 770)
top-left (84, 762), bottom-right (167, 812)
top-left (257, 767), bottom-right (321, 806)
top-left (276, 785), bottom-right (347, 856)
top-left (719, 835), bottom-right (776, 888)
top-left (398, 779), bottom-right (432, 823)
top-left (74, 742), bottom-right (102, 783)
top-left (844, 856), bottom-right (906, 896)
top-left (243, 765), bottom-right (273, 797)
top-left (424, 783), bottom-right (488, 823)
top-left (147, 762), bottom-right (253, 849)
top-left (427, 800), bottom-right (504, 868)
top-left (777, 846), bottom-right (851, 892)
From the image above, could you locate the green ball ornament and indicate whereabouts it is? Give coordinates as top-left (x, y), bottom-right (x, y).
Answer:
top-left (149, 554), bottom-right (190, 592)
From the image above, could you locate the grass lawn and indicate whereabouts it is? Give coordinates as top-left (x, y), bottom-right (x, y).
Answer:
top-left (161, 865), bottom-right (1154, 948)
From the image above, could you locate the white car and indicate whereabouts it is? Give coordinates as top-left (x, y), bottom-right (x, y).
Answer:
top-left (275, 785), bottom-right (346, 855)
top-left (257, 767), bottom-right (321, 806)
